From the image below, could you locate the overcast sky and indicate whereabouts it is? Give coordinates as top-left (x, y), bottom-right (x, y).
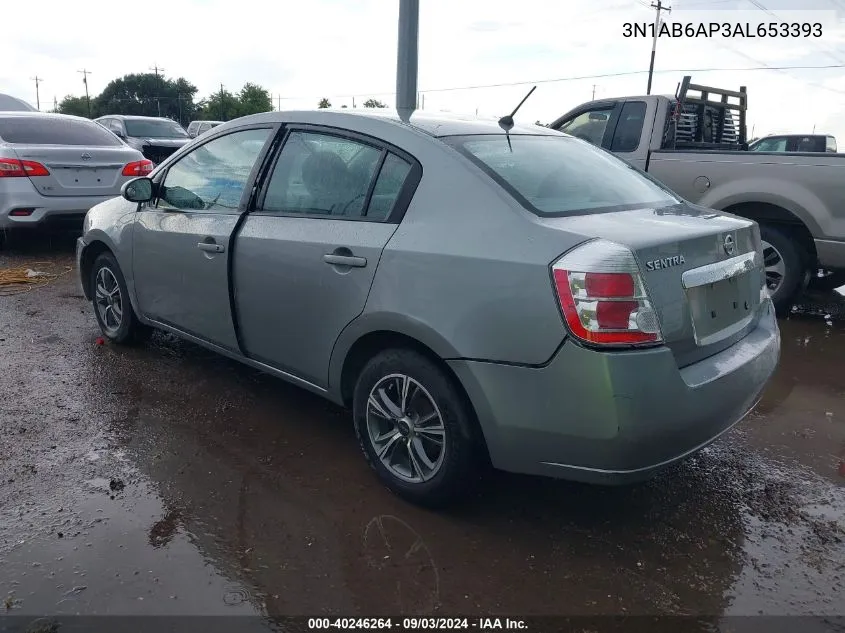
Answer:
top-left (3, 0), bottom-right (845, 141)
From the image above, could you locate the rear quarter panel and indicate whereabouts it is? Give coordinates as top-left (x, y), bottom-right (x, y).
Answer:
top-left (648, 151), bottom-right (845, 240)
top-left (331, 129), bottom-right (589, 379)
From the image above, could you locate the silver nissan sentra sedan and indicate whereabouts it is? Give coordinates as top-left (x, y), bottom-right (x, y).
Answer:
top-left (0, 112), bottom-right (149, 232)
top-left (76, 109), bottom-right (780, 506)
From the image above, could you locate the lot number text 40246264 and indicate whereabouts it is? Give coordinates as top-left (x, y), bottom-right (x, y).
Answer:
top-left (622, 21), bottom-right (823, 38)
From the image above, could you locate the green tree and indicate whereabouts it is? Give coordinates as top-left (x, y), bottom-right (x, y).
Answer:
top-left (363, 98), bottom-right (387, 108)
top-left (94, 73), bottom-right (199, 127)
top-left (318, 98), bottom-right (331, 109)
top-left (55, 95), bottom-right (92, 118)
top-left (199, 89), bottom-right (240, 121)
top-left (238, 82), bottom-right (273, 116)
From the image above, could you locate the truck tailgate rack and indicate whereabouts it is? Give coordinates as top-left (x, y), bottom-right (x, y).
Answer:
top-left (665, 76), bottom-right (748, 150)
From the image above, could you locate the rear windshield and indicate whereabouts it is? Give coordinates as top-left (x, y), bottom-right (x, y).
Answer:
top-left (124, 119), bottom-right (188, 139)
top-left (445, 134), bottom-right (679, 215)
top-left (0, 117), bottom-right (124, 146)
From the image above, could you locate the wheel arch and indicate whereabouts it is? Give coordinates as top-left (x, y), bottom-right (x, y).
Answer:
top-left (332, 319), bottom-right (490, 461)
top-left (722, 201), bottom-right (817, 266)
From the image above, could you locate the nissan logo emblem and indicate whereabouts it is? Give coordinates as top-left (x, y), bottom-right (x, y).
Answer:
top-left (723, 234), bottom-right (736, 256)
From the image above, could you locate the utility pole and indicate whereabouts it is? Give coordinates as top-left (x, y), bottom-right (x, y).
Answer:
top-left (78, 69), bottom-right (92, 117)
top-left (646, 0), bottom-right (671, 95)
top-left (53, 96), bottom-right (58, 112)
top-left (150, 64), bottom-right (165, 117)
top-left (396, 0), bottom-right (419, 117)
top-left (31, 76), bottom-right (43, 111)
top-left (276, 94), bottom-right (281, 111)
top-left (220, 84), bottom-right (225, 121)
top-left (591, 84), bottom-right (597, 100)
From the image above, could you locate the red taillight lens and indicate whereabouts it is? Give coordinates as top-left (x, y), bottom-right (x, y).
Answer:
top-left (122, 159), bottom-right (154, 176)
top-left (9, 208), bottom-right (34, 217)
top-left (0, 158), bottom-right (50, 178)
top-left (552, 241), bottom-right (663, 347)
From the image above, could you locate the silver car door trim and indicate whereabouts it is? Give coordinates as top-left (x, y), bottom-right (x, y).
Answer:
top-left (681, 251), bottom-right (758, 289)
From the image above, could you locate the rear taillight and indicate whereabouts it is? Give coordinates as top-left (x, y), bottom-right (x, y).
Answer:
top-left (122, 159), bottom-right (154, 176)
top-left (551, 239), bottom-right (662, 346)
top-left (0, 157), bottom-right (50, 178)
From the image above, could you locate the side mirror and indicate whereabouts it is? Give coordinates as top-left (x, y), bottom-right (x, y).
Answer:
top-left (113, 129), bottom-right (126, 139)
top-left (121, 177), bottom-right (153, 203)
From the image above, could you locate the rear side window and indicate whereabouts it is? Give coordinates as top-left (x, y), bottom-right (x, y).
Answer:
top-left (368, 153), bottom-right (413, 220)
top-left (262, 131), bottom-right (382, 217)
top-left (447, 134), bottom-right (678, 216)
top-left (610, 101), bottom-right (646, 152)
top-left (0, 117), bottom-right (124, 146)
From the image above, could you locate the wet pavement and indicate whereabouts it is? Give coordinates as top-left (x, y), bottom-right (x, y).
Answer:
top-left (0, 231), bottom-right (843, 624)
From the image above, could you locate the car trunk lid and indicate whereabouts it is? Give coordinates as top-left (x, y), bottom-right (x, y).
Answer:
top-left (540, 203), bottom-right (765, 367)
top-left (10, 144), bottom-right (141, 197)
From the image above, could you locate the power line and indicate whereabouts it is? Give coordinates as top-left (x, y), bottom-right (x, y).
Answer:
top-left (740, 0), bottom-right (845, 65)
top-left (274, 63), bottom-right (845, 101)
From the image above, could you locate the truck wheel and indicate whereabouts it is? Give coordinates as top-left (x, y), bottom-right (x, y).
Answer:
top-left (352, 348), bottom-right (482, 507)
top-left (759, 224), bottom-right (805, 315)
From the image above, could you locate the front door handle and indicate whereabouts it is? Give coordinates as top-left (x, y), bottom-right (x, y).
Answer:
top-left (323, 253), bottom-right (367, 267)
top-left (197, 242), bottom-right (225, 253)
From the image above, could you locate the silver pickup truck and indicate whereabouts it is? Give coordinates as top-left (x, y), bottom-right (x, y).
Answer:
top-left (549, 77), bottom-right (845, 313)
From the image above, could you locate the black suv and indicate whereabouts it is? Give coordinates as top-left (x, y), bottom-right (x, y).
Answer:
top-left (95, 115), bottom-right (190, 164)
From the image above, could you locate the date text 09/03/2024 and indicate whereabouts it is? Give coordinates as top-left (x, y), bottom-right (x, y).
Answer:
top-left (307, 618), bottom-right (528, 630)
top-left (623, 21), bottom-right (822, 38)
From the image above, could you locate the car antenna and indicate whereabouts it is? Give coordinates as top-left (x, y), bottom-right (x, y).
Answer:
top-left (498, 85), bottom-right (537, 151)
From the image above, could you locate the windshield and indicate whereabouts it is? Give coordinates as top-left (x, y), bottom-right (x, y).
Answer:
top-left (124, 119), bottom-right (188, 139)
top-left (446, 134), bottom-right (679, 215)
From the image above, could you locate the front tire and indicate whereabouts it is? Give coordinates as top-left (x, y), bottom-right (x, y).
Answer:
top-left (352, 349), bottom-right (482, 507)
top-left (759, 224), bottom-right (806, 316)
top-left (90, 252), bottom-right (151, 345)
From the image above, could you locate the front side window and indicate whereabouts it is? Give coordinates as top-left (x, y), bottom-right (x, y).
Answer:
top-left (262, 131), bottom-right (382, 217)
top-left (556, 106), bottom-right (614, 147)
top-left (0, 116), bottom-right (124, 146)
top-left (447, 134), bottom-right (679, 216)
top-left (125, 118), bottom-right (188, 139)
top-left (158, 128), bottom-right (272, 213)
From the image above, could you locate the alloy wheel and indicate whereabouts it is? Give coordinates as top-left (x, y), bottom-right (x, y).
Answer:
top-left (366, 373), bottom-right (447, 484)
top-left (94, 266), bottom-right (123, 336)
top-left (761, 239), bottom-right (787, 296)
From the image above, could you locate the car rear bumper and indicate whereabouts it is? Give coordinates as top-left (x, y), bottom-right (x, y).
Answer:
top-left (448, 298), bottom-right (780, 484)
top-left (0, 182), bottom-right (115, 230)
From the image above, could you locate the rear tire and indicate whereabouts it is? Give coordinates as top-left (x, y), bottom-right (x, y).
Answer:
top-left (352, 348), bottom-right (482, 507)
top-left (759, 224), bottom-right (806, 316)
top-left (90, 252), bottom-right (152, 345)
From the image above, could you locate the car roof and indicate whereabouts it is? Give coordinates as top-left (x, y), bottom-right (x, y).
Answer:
top-left (98, 115), bottom-right (179, 122)
top-left (0, 93), bottom-right (37, 112)
top-left (0, 111), bottom-right (96, 124)
top-left (218, 109), bottom-right (561, 138)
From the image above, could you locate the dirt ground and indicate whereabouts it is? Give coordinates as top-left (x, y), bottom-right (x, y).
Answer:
top-left (0, 231), bottom-right (843, 626)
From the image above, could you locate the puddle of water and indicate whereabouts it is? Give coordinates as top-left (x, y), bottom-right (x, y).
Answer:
top-left (0, 477), bottom-right (265, 616)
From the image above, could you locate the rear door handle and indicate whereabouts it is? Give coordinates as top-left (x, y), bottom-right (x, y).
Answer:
top-left (197, 242), bottom-right (225, 253)
top-left (323, 254), bottom-right (367, 267)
